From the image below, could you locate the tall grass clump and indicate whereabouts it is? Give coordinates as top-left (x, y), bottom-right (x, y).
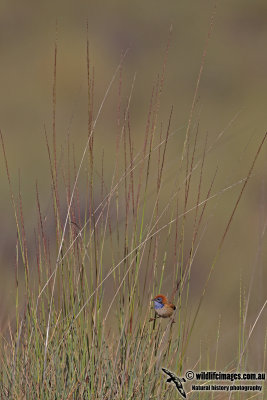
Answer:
top-left (0, 25), bottom-right (266, 399)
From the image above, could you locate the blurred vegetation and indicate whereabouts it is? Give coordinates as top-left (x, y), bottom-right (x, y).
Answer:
top-left (0, 1), bottom-right (266, 397)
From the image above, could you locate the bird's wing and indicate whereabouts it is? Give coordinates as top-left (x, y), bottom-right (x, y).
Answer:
top-left (162, 368), bottom-right (176, 379)
top-left (173, 381), bottom-right (187, 398)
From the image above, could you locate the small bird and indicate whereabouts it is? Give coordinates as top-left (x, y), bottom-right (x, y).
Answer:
top-left (151, 294), bottom-right (176, 320)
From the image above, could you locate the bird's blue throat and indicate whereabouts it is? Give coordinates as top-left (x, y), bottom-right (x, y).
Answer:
top-left (154, 300), bottom-right (164, 309)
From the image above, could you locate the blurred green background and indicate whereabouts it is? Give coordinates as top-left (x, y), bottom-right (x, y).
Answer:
top-left (1, 0), bottom-right (267, 370)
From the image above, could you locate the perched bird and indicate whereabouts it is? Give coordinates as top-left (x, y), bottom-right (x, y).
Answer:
top-left (151, 294), bottom-right (176, 319)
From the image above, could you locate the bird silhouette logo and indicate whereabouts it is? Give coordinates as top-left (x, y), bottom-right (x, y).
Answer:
top-left (162, 368), bottom-right (187, 398)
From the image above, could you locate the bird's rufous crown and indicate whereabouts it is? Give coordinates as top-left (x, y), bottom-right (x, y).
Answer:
top-left (152, 294), bottom-right (168, 304)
